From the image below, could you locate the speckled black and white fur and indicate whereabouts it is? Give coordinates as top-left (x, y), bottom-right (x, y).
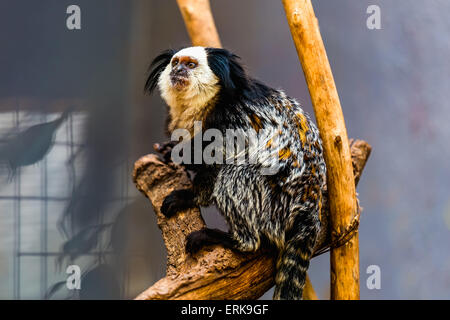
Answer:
top-left (145, 47), bottom-right (326, 300)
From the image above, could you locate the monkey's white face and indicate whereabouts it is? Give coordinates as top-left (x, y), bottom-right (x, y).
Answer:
top-left (158, 47), bottom-right (220, 111)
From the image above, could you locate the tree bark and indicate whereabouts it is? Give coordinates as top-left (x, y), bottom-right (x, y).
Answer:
top-left (281, 0), bottom-right (361, 299)
top-left (133, 140), bottom-right (370, 300)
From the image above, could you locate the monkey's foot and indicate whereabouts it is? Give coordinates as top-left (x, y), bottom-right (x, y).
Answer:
top-left (186, 228), bottom-right (236, 255)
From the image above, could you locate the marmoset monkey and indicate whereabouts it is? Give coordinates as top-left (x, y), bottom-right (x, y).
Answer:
top-left (146, 47), bottom-right (326, 300)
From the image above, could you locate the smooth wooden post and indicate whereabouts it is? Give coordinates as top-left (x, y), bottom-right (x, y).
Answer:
top-left (281, 0), bottom-right (360, 299)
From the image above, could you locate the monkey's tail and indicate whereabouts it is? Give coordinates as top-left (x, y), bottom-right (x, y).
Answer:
top-left (273, 233), bottom-right (315, 300)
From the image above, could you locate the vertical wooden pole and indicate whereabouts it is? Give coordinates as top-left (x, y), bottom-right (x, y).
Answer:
top-left (176, 0), bottom-right (222, 47)
top-left (281, 0), bottom-right (360, 299)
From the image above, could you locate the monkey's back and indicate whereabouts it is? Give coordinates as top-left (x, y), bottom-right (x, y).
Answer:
top-left (209, 89), bottom-right (326, 250)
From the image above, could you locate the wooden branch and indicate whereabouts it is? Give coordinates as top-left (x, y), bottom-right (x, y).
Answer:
top-left (133, 140), bottom-right (370, 300)
top-left (282, 0), bottom-right (360, 299)
top-left (176, 0), bottom-right (221, 47)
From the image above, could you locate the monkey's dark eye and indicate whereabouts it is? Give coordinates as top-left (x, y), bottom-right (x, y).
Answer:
top-left (188, 62), bottom-right (197, 69)
top-left (172, 59), bottom-right (179, 67)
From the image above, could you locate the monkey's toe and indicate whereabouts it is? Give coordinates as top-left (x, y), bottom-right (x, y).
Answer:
top-left (153, 141), bottom-right (177, 163)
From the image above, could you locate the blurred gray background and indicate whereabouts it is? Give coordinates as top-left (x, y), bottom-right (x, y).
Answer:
top-left (0, 0), bottom-right (449, 299)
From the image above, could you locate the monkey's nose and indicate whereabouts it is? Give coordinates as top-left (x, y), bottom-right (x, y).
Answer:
top-left (173, 65), bottom-right (188, 75)
top-left (176, 70), bottom-right (188, 77)
top-left (170, 66), bottom-right (190, 89)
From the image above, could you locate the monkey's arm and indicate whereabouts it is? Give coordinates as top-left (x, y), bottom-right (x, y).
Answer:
top-left (156, 133), bottom-right (218, 217)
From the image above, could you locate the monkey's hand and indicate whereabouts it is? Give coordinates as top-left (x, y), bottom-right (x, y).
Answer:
top-left (160, 189), bottom-right (195, 218)
top-left (153, 141), bottom-right (177, 163)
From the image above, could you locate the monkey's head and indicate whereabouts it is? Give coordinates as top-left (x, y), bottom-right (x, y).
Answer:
top-left (145, 47), bottom-right (249, 109)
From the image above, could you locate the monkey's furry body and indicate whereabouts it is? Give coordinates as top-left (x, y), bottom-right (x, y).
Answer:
top-left (146, 47), bottom-right (326, 299)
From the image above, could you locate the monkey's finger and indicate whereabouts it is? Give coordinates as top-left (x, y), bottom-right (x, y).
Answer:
top-left (154, 141), bottom-right (176, 153)
top-left (153, 143), bottom-right (164, 153)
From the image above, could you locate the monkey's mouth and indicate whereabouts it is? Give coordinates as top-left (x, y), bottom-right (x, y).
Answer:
top-left (170, 74), bottom-right (190, 90)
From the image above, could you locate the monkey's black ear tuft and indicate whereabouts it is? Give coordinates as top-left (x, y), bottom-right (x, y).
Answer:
top-left (145, 49), bottom-right (176, 94)
top-left (205, 48), bottom-right (249, 95)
